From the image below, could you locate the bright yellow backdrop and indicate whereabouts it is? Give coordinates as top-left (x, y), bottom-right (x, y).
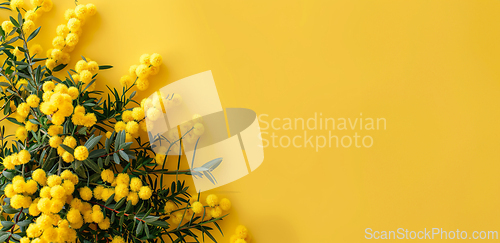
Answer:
top-left (7, 0), bottom-right (500, 242)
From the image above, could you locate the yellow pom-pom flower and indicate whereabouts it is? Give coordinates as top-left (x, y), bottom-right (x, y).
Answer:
top-left (25, 121), bottom-right (38, 132)
top-left (119, 75), bottom-right (133, 87)
top-left (150, 53), bottom-right (163, 67)
top-left (91, 205), bottom-right (104, 223)
top-left (87, 61), bottom-right (98, 72)
top-left (129, 177), bottom-right (142, 192)
top-left (115, 173), bottom-right (130, 185)
top-left (220, 198), bottom-right (232, 211)
top-left (68, 86), bottom-right (79, 99)
top-left (47, 125), bottom-right (62, 136)
top-left (112, 236), bottom-right (125, 243)
top-left (126, 192), bottom-right (139, 205)
top-left (22, 20), bottom-right (35, 34)
top-left (132, 107), bottom-right (145, 121)
top-left (206, 194), bottom-right (219, 207)
top-left (79, 186), bottom-right (92, 201)
top-left (65, 33), bottom-right (79, 46)
top-left (211, 206), bottom-right (222, 218)
top-left (146, 108), bottom-right (161, 121)
top-left (191, 201), bottom-right (204, 214)
top-left (17, 102), bottom-right (30, 117)
top-left (63, 136), bottom-right (77, 148)
top-left (52, 36), bottom-right (65, 49)
top-left (121, 110), bottom-right (133, 122)
top-left (86, 3), bottom-right (97, 16)
top-left (10, 0), bottom-right (24, 11)
top-left (2, 21), bottom-right (14, 34)
top-left (49, 135), bottom-right (62, 148)
top-left (136, 78), bottom-right (149, 91)
top-left (74, 146), bottom-right (89, 160)
top-left (16, 126), bottom-right (28, 141)
top-left (235, 225), bottom-right (249, 239)
top-left (135, 64), bottom-right (149, 78)
top-left (138, 186), bottom-right (152, 200)
top-left (32, 168), bottom-right (47, 185)
top-left (67, 18), bottom-right (81, 32)
top-left (114, 121), bottom-right (126, 132)
top-left (47, 174), bottom-right (62, 187)
top-left (43, 81), bottom-right (55, 92)
top-left (17, 149), bottom-right (31, 164)
top-left (126, 121), bottom-right (139, 135)
top-left (139, 54), bottom-right (150, 64)
top-left (98, 217), bottom-right (110, 230)
top-left (62, 151), bottom-right (74, 162)
top-left (26, 94), bottom-right (40, 108)
top-left (101, 169), bottom-right (114, 183)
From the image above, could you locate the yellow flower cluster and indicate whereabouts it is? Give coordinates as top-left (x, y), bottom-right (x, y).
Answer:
top-left (39, 82), bottom-right (76, 124)
top-left (93, 170), bottom-right (152, 206)
top-left (110, 105), bottom-right (145, 143)
top-left (45, 3), bottom-right (96, 69)
top-left (71, 59), bottom-right (99, 91)
top-left (229, 225), bottom-right (252, 243)
top-left (3, 0), bottom-right (52, 38)
top-left (167, 194), bottom-right (231, 226)
top-left (5, 170), bottom-right (86, 243)
top-left (72, 105), bottom-right (97, 127)
top-left (2, 149), bottom-right (31, 170)
top-left (120, 53), bottom-right (163, 90)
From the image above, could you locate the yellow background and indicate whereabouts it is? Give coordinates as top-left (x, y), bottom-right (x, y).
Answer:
top-left (6, 0), bottom-right (500, 242)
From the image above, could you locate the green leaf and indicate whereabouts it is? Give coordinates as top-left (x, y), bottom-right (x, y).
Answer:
top-left (114, 197), bottom-right (126, 210)
top-left (2, 170), bottom-right (14, 180)
top-left (143, 216), bottom-right (160, 223)
top-left (136, 221), bottom-right (143, 235)
top-left (105, 193), bottom-right (115, 206)
top-left (59, 144), bottom-right (74, 154)
top-left (118, 150), bottom-right (129, 161)
top-left (9, 16), bottom-right (19, 27)
top-left (52, 63), bottom-right (67, 72)
top-left (0, 233), bottom-right (10, 242)
top-left (11, 234), bottom-right (21, 240)
top-left (144, 224), bottom-right (150, 238)
top-left (6, 117), bottom-right (23, 126)
top-left (77, 126), bottom-right (87, 135)
top-left (28, 119), bottom-right (40, 125)
top-left (1, 221), bottom-right (14, 228)
top-left (88, 149), bottom-right (106, 159)
top-left (118, 142), bottom-right (133, 150)
top-left (105, 155), bottom-right (111, 166)
top-left (98, 65), bottom-right (113, 70)
top-left (27, 26), bottom-right (41, 41)
top-left (16, 220), bottom-right (31, 227)
top-left (113, 153), bottom-right (120, 164)
top-left (83, 159), bottom-right (100, 173)
top-left (84, 135), bottom-right (102, 150)
top-left (97, 157), bottom-right (103, 168)
top-left (2, 205), bottom-right (18, 214)
top-left (201, 157), bottom-right (223, 171)
top-left (125, 200), bottom-right (133, 213)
